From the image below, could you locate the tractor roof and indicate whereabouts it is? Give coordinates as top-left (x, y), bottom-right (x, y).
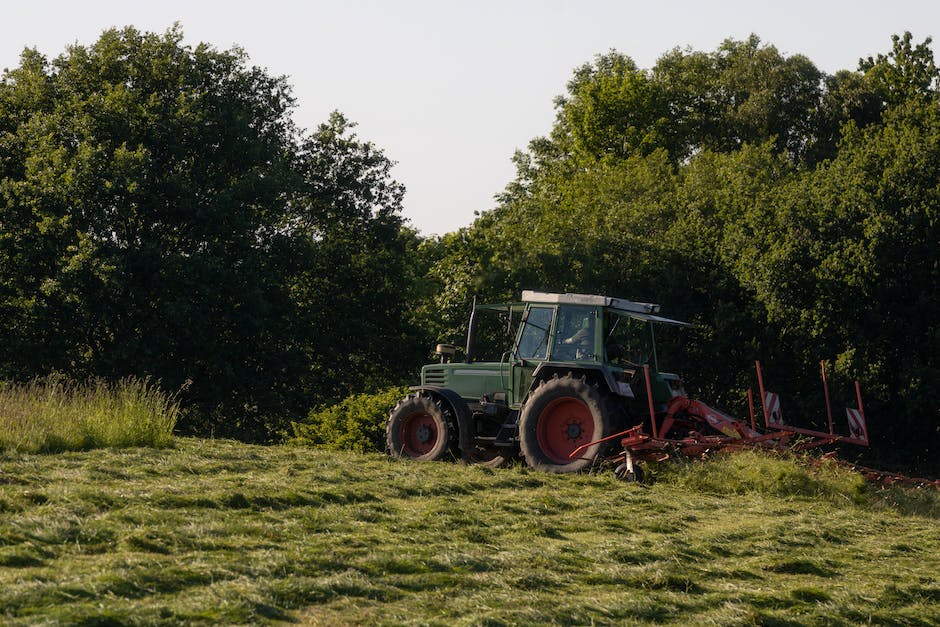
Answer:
top-left (520, 290), bottom-right (693, 327)
top-left (521, 290), bottom-right (659, 313)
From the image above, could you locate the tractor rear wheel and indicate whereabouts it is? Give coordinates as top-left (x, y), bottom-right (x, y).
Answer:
top-left (519, 375), bottom-right (610, 473)
top-left (386, 394), bottom-right (454, 461)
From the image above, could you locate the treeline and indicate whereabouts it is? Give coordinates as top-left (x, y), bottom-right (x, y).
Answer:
top-left (0, 28), bottom-right (936, 471)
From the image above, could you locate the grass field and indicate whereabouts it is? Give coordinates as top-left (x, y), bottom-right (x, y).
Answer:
top-left (0, 439), bottom-right (937, 625)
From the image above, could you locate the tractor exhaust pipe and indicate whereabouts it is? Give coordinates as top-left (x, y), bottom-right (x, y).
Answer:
top-left (465, 295), bottom-right (478, 363)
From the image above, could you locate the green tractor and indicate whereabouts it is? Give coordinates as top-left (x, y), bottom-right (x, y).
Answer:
top-left (386, 291), bottom-right (692, 472)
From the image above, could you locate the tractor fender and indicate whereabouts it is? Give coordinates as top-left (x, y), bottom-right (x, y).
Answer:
top-left (409, 386), bottom-right (473, 455)
top-left (528, 363), bottom-right (631, 398)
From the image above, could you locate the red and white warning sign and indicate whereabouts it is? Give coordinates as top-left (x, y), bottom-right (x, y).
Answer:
top-left (764, 391), bottom-right (784, 426)
top-left (846, 408), bottom-right (868, 443)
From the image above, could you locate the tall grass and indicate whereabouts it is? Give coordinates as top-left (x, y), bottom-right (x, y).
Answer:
top-left (0, 376), bottom-right (177, 452)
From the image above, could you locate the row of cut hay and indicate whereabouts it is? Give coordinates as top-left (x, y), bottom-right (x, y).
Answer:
top-left (647, 448), bottom-right (939, 517)
top-left (0, 375), bottom-right (177, 453)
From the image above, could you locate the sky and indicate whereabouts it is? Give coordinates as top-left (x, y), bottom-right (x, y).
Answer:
top-left (2, 1), bottom-right (939, 235)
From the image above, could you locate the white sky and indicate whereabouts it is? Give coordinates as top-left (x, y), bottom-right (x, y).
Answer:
top-left (2, 1), bottom-right (939, 235)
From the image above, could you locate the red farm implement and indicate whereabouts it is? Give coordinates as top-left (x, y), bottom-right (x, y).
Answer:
top-left (570, 359), bottom-right (906, 483)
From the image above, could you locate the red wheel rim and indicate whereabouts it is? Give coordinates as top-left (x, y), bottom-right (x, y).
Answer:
top-left (399, 412), bottom-right (438, 457)
top-left (536, 397), bottom-right (595, 464)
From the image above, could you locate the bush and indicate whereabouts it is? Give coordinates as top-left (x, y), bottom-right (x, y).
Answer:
top-left (0, 376), bottom-right (178, 453)
top-left (290, 386), bottom-right (410, 452)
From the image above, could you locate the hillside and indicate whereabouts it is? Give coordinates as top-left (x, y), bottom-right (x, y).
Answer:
top-left (0, 439), bottom-right (937, 625)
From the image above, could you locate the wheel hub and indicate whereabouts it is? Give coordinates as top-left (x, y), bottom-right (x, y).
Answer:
top-left (415, 424), bottom-right (432, 444)
top-left (565, 422), bottom-right (582, 440)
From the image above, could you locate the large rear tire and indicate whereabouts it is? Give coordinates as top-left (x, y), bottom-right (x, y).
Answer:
top-left (519, 375), bottom-right (611, 473)
top-left (386, 394), bottom-right (454, 461)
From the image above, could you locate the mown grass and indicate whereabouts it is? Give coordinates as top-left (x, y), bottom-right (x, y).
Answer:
top-left (0, 440), bottom-right (937, 625)
top-left (0, 376), bottom-right (178, 453)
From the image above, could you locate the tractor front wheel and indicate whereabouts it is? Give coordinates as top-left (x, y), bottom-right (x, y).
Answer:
top-left (519, 375), bottom-right (610, 473)
top-left (386, 394), bottom-right (454, 461)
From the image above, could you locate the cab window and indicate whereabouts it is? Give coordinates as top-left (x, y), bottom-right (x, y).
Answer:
top-left (551, 306), bottom-right (597, 361)
top-left (604, 312), bottom-right (648, 367)
top-left (516, 306), bottom-right (554, 359)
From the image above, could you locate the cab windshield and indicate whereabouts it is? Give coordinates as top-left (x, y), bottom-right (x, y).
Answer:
top-left (516, 306), bottom-right (553, 359)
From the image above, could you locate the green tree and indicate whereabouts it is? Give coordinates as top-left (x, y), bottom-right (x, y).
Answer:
top-left (860, 32), bottom-right (939, 107)
top-left (535, 37), bottom-right (825, 167)
top-left (0, 26), bottom-right (415, 440)
top-left (730, 104), bottom-right (940, 467)
top-left (652, 36), bottom-right (824, 163)
top-left (554, 51), bottom-right (673, 161)
top-left (291, 113), bottom-right (428, 405)
top-left (812, 32), bottom-right (939, 163)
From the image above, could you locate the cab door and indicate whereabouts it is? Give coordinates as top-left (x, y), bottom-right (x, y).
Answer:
top-left (509, 305), bottom-right (555, 407)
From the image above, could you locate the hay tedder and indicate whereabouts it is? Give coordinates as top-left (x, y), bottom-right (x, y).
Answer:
top-left (570, 359), bottom-right (870, 482)
top-left (386, 291), bottom-right (928, 485)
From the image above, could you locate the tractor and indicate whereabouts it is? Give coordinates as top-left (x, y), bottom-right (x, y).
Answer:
top-left (387, 290), bottom-right (888, 483)
top-left (386, 291), bottom-right (693, 472)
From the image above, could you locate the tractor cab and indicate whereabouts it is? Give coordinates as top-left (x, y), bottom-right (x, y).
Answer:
top-left (506, 291), bottom-right (691, 410)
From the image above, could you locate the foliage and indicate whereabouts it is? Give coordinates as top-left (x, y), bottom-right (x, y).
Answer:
top-left (727, 102), bottom-right (940, 467)
top-left (290, 385), bottom-right (409, 452)
top-left (0, 26), bottom-right (416, 441)
top-left (0, 375), bottom-right (177, 452)
top-left (541, 36), bottom-right (826, 168)
top-left (0, 439), bottom-right (937, 624)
